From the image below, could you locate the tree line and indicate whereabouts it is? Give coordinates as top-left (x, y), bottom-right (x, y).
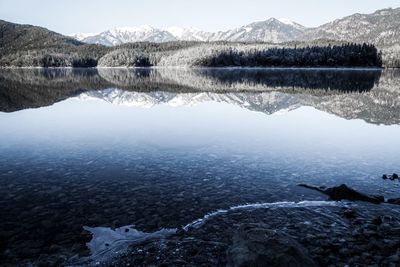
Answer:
top-left (197, 43), bottom-right (382, 68)
top-left (0, 42), bottom-right (386, 68)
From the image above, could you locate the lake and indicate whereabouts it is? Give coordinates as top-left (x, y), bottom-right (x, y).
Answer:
top-left (0, 68), bottom-right (400, 266)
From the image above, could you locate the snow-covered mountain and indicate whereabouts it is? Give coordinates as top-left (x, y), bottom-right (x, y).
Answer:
top-left (71, 18), bottom-right (306, 45)
top-left (71, 8), bottom-right (400, 46)
top-left (73, 25), bottom-right (176, 46)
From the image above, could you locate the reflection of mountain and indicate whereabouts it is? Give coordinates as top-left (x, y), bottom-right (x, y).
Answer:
top-left (79, 89), bottom-right (301, 115)
top-left (79, 85), bottom-right (400, 125)
top-left (0, 68), bottom-right (399, 125)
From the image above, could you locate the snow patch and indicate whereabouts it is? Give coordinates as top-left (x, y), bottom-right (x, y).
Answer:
top-left (278, 18), bottom-right (297, 26)
top-left (70, 32), bottom-right (99, 41)
top-left (111, 25), bottom-right (155, 33)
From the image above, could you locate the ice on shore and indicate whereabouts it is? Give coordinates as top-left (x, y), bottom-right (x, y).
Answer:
top-left (83, 225), bottom-right (176, 264)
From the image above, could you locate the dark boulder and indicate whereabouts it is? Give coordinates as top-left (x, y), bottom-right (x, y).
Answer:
top-left (298, 184), bottom-right (383, 204)
top-left (227, 223), bottom-right (317, 267)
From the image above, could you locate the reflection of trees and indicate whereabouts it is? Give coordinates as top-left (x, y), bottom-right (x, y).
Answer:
top-left (0, 68), bottom-right (101, 85)
top-left (97, 68), bottom-right (381, 93)
top-left (194, 68), bottom-right (382, 92)
top-left (1, 67), bottom-right (381, 92)
top-left (0, 68), bottom-right (108, 112)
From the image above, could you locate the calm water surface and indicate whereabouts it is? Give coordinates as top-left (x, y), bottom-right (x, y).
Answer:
top-left (0, 68), bottom-right (399, 265)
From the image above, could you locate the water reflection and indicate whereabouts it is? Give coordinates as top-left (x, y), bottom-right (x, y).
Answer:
top-left (0, 67), bottom-right (383, 92)
top-left (1, 68), bottom-right (399, 125)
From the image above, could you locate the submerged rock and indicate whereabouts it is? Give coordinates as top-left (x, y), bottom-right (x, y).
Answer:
top-left (382, 173), bottom-right (399, 180)
top-left (298, 184), bottom-right (384, 204)
top-left (387, 198), bottom-right (400, 205)
top-left (227, 223), bottom-right (317, 267)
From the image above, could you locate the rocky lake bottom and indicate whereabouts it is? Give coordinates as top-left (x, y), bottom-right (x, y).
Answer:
top-left (0, 68), bottom-right (400, 266)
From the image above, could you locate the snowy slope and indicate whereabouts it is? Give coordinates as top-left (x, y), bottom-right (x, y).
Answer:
top-left (208, 18), bottom-right (306, 43)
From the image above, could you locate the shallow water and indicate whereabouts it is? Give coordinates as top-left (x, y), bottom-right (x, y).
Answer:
top-left (0, 68), bottom-right (400, 265)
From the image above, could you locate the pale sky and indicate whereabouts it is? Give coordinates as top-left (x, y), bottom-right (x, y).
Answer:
top-left (0, 0), bottom-right (399, 34)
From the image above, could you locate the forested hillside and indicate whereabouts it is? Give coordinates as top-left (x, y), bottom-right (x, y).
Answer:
top-left (0, 20), bottom-right (110, 67)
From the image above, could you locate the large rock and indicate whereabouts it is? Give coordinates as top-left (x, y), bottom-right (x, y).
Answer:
top-left (298, 184), bottom-right (384, 204)
top-left (227, 224), bottom-right (317, 267)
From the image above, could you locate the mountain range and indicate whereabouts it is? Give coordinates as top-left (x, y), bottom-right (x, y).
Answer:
top-left (71, 8), bottom-right (400, 45)
top-left (71, 18), bottom-right (306, 45)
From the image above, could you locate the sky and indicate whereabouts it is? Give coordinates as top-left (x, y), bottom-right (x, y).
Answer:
top-left (0, 0), bottom-right (399, 34)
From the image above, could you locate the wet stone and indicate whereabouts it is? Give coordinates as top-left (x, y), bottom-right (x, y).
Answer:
top-left (388, 254), bottom-right (400, 263)
top-left (343, 208), bottom-right (357, 219)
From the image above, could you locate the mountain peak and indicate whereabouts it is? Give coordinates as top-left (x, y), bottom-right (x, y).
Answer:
top-left (278, 18), bottom-right (298, 26)
top-left (70, 32), bottom-right (99, 41)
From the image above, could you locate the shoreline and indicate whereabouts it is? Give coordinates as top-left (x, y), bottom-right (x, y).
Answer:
top-left (0, 66), bottom-right (387, 70)
top-left (78, 201), bottom-right (400, 267)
